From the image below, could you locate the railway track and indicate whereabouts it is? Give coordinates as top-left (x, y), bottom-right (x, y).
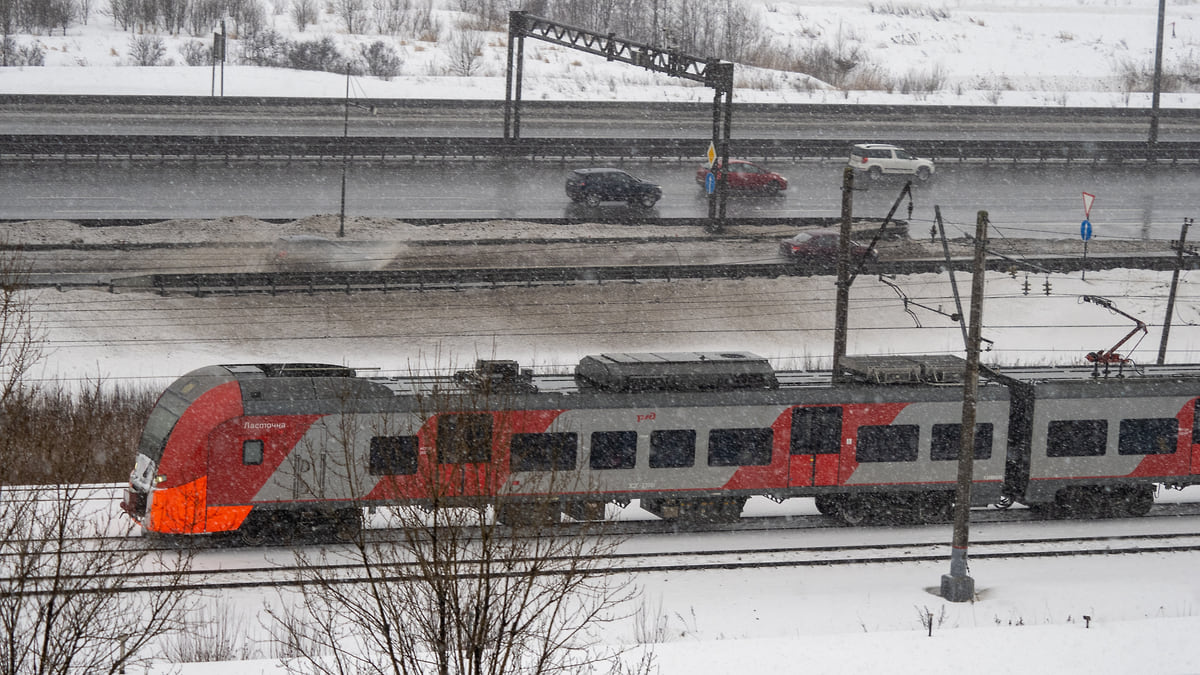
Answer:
top-left (7, 498), bottom-right (1200, 597)
top-left (10, 217), bottom-right (1175, 294)
top-left (11, 514), bottom-right (1200, 596)
top-left (100, 249), bottom-right (1189, 296)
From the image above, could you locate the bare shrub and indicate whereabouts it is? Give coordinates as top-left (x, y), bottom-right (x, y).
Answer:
top-left (870, 2), bottom-right (950, 19)
top-left (846, 64), bottom-right (892, 91)
top-left (164, 600), bottom-right (260, 663)
top-left (290, 0), bottom-right (317, 31)
top-left (446, 29), bottom-right (483, 76)
top-left (0, 38), bottom-right (44, 67)
top-left (241, 27), bottom-right (290, 67)
top-left (287, 36), bottom-right (345, 72)
top-left (0, 483), bottom-right (195, 673)
top-left (360, 39), bottom-right (402, 79)
top-left (0, 244), bottom-right (194, 675)
top-left (1115, 55), bottom-right (1200, 94)
top-left (333, 0), bottom-right (367, 34)
top-left (898, 64), bottom-right (946, 97)
top-left (128, 34), bottom-right (166, 65)
top-left (267, 375), bottom-right (649, 674)
top-left (180, 39), bottom-right (210, 65)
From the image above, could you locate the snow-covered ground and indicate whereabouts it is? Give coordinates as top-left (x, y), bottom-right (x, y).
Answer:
top-left (13, 0), bottom-right (1200, 672)
top-left (158, 514), bottom-right (1200, 675)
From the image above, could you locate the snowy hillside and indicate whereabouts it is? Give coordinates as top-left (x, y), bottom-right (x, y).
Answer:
top-left (6, 0), bottom-right (1200, 106)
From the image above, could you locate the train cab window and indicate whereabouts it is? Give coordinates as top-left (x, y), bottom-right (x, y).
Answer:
top-left (242, 439), bottom-right (264, 466)
top-left (369, 435), bottom-right (418, 475)
top-left (708, 428), bottom-right (773, 467)
top-left (1118, 418), bottom-right (1178, 455)
top-left (510, 432), bottom-right (578, 472)
top-left (931, 423), bottom-right (993, 461)
top-left (589, 431), bottom-right (637, 470)
top-left (791, 407), bottom-right (843, 455)
top-left (649, 429), bottom-right (696, 468)
top-left (856, 425), bottom-right (919, 463)
top-left (1047, 419), bottom-right (1107, 457)
top-left (437, 413), bottom-right (493, 463)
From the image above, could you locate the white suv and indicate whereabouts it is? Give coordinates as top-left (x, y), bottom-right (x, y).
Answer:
top-left (848, 143), bottom-right (935, 181)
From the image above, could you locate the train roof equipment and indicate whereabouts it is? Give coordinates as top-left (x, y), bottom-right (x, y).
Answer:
top-left (838, 355), bottom-right (966, 384)
top-left (575, 352), bottom-right (779, 392)
top-left (1080, 295), bottom-right (1149, 375)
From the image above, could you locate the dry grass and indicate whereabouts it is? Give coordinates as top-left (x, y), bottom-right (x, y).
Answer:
top-left (0, 382), bottom-right (156, 484)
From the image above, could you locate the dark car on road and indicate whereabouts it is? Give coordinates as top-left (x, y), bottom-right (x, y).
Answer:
top-left (779, 229), bottom-right (876, 262)
top-left (565, 168), bottom-right (662, 208)
top-left (695, 159), bottom-right (787, 193)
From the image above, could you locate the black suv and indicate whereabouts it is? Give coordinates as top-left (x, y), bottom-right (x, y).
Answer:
top-left (565, 168), bottom-right (662, 208)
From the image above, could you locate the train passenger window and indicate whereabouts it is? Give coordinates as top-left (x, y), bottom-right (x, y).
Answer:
top-left (242, 439), bottom-right (264, 465)
top-left (437, 413), bottom-right (493, 463)
top-left (1046, 419), bottom-right (1107, 457)
top-left (856, 425), bottom-right (919, 462)
top-left (589, 431), bottom-right (637, 470)
top-left (369, 435), bottom-right (418, 475)
top-left (1118, 418), bottom-right (1178, 455)
top-left (649, 429), bottom-right (696, 468)
top-left (1194, 400), bottom-right (1200, 443)
top-left (510, 432), bottom-right (578, 472)
top-left (791, 407), bottom-right (843, 455)
top-left (708, 428), bottom-right (773, 467)
top-left (931, 423), bottom-right (993, 461)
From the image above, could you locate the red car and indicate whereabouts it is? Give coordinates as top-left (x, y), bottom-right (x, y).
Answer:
top-left (695, 159), bottom-right (787, 193)
top-left (779, 229), bottom-right (876, 261)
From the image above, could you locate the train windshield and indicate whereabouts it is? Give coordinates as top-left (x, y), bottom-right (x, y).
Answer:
top-left (137, 367), bottom-right (235, 464)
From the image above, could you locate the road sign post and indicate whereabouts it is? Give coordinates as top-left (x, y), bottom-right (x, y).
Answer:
top-left (1081, 191), bottom-right (1095, 279)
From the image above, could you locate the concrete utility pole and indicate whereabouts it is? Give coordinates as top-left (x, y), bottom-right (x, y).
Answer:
top-left (832, 167), bottom-right (854, 382)
top-left (941, 210), bottom-right (988, 603)
top-left (1149, 0), bottom-right (1167, 154)
top-left (1158, 217), bottom-right (1193, 364)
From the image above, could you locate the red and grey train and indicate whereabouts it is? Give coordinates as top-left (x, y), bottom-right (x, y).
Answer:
top-left (121, 352), bottom-right (1200, 543)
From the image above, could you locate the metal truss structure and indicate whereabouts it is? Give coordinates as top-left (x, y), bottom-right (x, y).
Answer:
top-left (504, 11), bottom-right (735, 227)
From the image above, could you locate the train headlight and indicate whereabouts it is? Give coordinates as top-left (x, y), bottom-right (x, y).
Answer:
top-left (154, 474), bottom-right (167, 485)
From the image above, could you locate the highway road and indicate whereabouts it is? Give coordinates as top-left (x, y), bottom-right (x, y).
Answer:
top-left (3, 98), bottom-right (1200, 141)
top-left (6, 157), bottom-right (1197, 241)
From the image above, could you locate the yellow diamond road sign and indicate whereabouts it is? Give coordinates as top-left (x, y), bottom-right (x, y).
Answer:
top-left (706, 142), bottom-right (716, 168)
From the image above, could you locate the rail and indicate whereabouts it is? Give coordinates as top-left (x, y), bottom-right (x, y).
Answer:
top-left (106, 251), bottom-right (1200, 296)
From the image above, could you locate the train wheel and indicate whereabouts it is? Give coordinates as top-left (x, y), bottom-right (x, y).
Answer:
top-left (917, 494), bottom-right (953, 524)
top-left (268, 512), bottom-right (297, 544)
top-left (333, 508), bottom-right (363, 542)
top-left (838, 497), bottom-right (869, 525)
top-left (1120, 486), bottom-right (1154, 517)
top-left (239, 521), bottom-right (267, 546)
top-left (813, 495), bottom-right (839, 516)
top-left (1056, 488), bottom-right (1103, 519)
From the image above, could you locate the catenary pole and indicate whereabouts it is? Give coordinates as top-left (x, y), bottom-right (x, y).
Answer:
top-left (832, 167), bottom-right (854, 382)
top-left (941, 210), bottom-right (988, 603)
top-left (1158, 217), bottom-right (1192, 364)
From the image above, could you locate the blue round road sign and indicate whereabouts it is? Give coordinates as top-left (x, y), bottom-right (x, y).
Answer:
top-left (705, 171), bottom-right (716, 195)
top-left (1081, 219), bottom-right (1092, 241)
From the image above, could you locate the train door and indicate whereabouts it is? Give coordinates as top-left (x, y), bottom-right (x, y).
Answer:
top-left (1193, 399), bottom-right (1200, 476)
top-left (290, 422), bottom-right (327, 501)
top-left (788, 406), bottom-right (844, 487)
